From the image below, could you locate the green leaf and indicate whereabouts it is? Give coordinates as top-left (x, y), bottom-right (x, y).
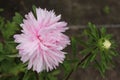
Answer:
top-left (0, 43), bottom-right (3, 52)
top-left (51, 70), bottom-right (60, 76)
top-left (4, 41), bottom-right (17, 54)
top-left (87, 22), bottom-right (99, 39)
top-left (6, 54), bottom-right (19, 58)
top-left (100, 27), bottom-right (106, 37)
top-left (2, 21), bottom-right (18, 40)
top-left (110, 50), bottom-right (118, 56)
top-left (65, 59), bottom-right (79, 63)
top-left (80, 48), bottom-right (93, 55)
top-left (32, 5), bottom-right (37, 19)
top-left (22, 70), bottom-right (37, 80)
top-left (13, 12), bottom-right (23, 24)
top-left (0, 59), bottom-right (25, 75)
top-left (94, 60), bottom-right (105, 77)
top-left (47, 74), bottom-right (57, 80)
top-left (103, 6), bottom-right (110, 14)
top-left (62, 61), bottom-right (72, 73)
top-left (22, 70), bottom-right (29, 80)
top-left (105, 34), bottom-right (112, 40)
top-left (90, 52), bottom-right (97, 62)
top-left (9, 64), bottom-right (25, 76)
top-left (0, 54), bottom-right (6, 61)
top-left (81, 55), bottom-right (91, 68)
top-left (71, 37), bottom-right (77, 56)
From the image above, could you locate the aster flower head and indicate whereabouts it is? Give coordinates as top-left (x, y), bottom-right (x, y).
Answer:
top-left (14, 7), bottom-right (70, 73)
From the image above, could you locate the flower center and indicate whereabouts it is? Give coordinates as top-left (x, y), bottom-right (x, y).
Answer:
top-left (36, 35), bottom-right (43, 42)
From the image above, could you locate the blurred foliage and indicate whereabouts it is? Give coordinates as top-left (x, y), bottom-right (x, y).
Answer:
top-left (0, 8), bottom-right (4, 12)
top-left (0, 9), bottom-right (25, 80)
top-left (103, 6), bottom-right (111, 15)
top-left (76, 22), bottom-right (118, 77)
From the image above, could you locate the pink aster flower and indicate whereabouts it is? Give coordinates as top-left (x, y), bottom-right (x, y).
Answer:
top-left (14, 8), bottom-right (70, 73)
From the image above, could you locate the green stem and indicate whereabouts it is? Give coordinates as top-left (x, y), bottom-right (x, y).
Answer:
top-left (64, 53), bottom-right (91, 80)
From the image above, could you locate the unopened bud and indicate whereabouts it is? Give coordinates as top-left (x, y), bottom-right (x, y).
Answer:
top-left (103, 40), bottom-right (111, 49)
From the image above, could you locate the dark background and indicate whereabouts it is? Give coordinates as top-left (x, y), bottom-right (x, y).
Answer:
top-left (0, 0), bottom-right (120, 25)
top-left (0, 0), bottom-right (120, 80)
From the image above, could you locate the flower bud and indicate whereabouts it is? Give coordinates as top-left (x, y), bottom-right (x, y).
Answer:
top-left (103, 39), bottom-right (111, 49)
